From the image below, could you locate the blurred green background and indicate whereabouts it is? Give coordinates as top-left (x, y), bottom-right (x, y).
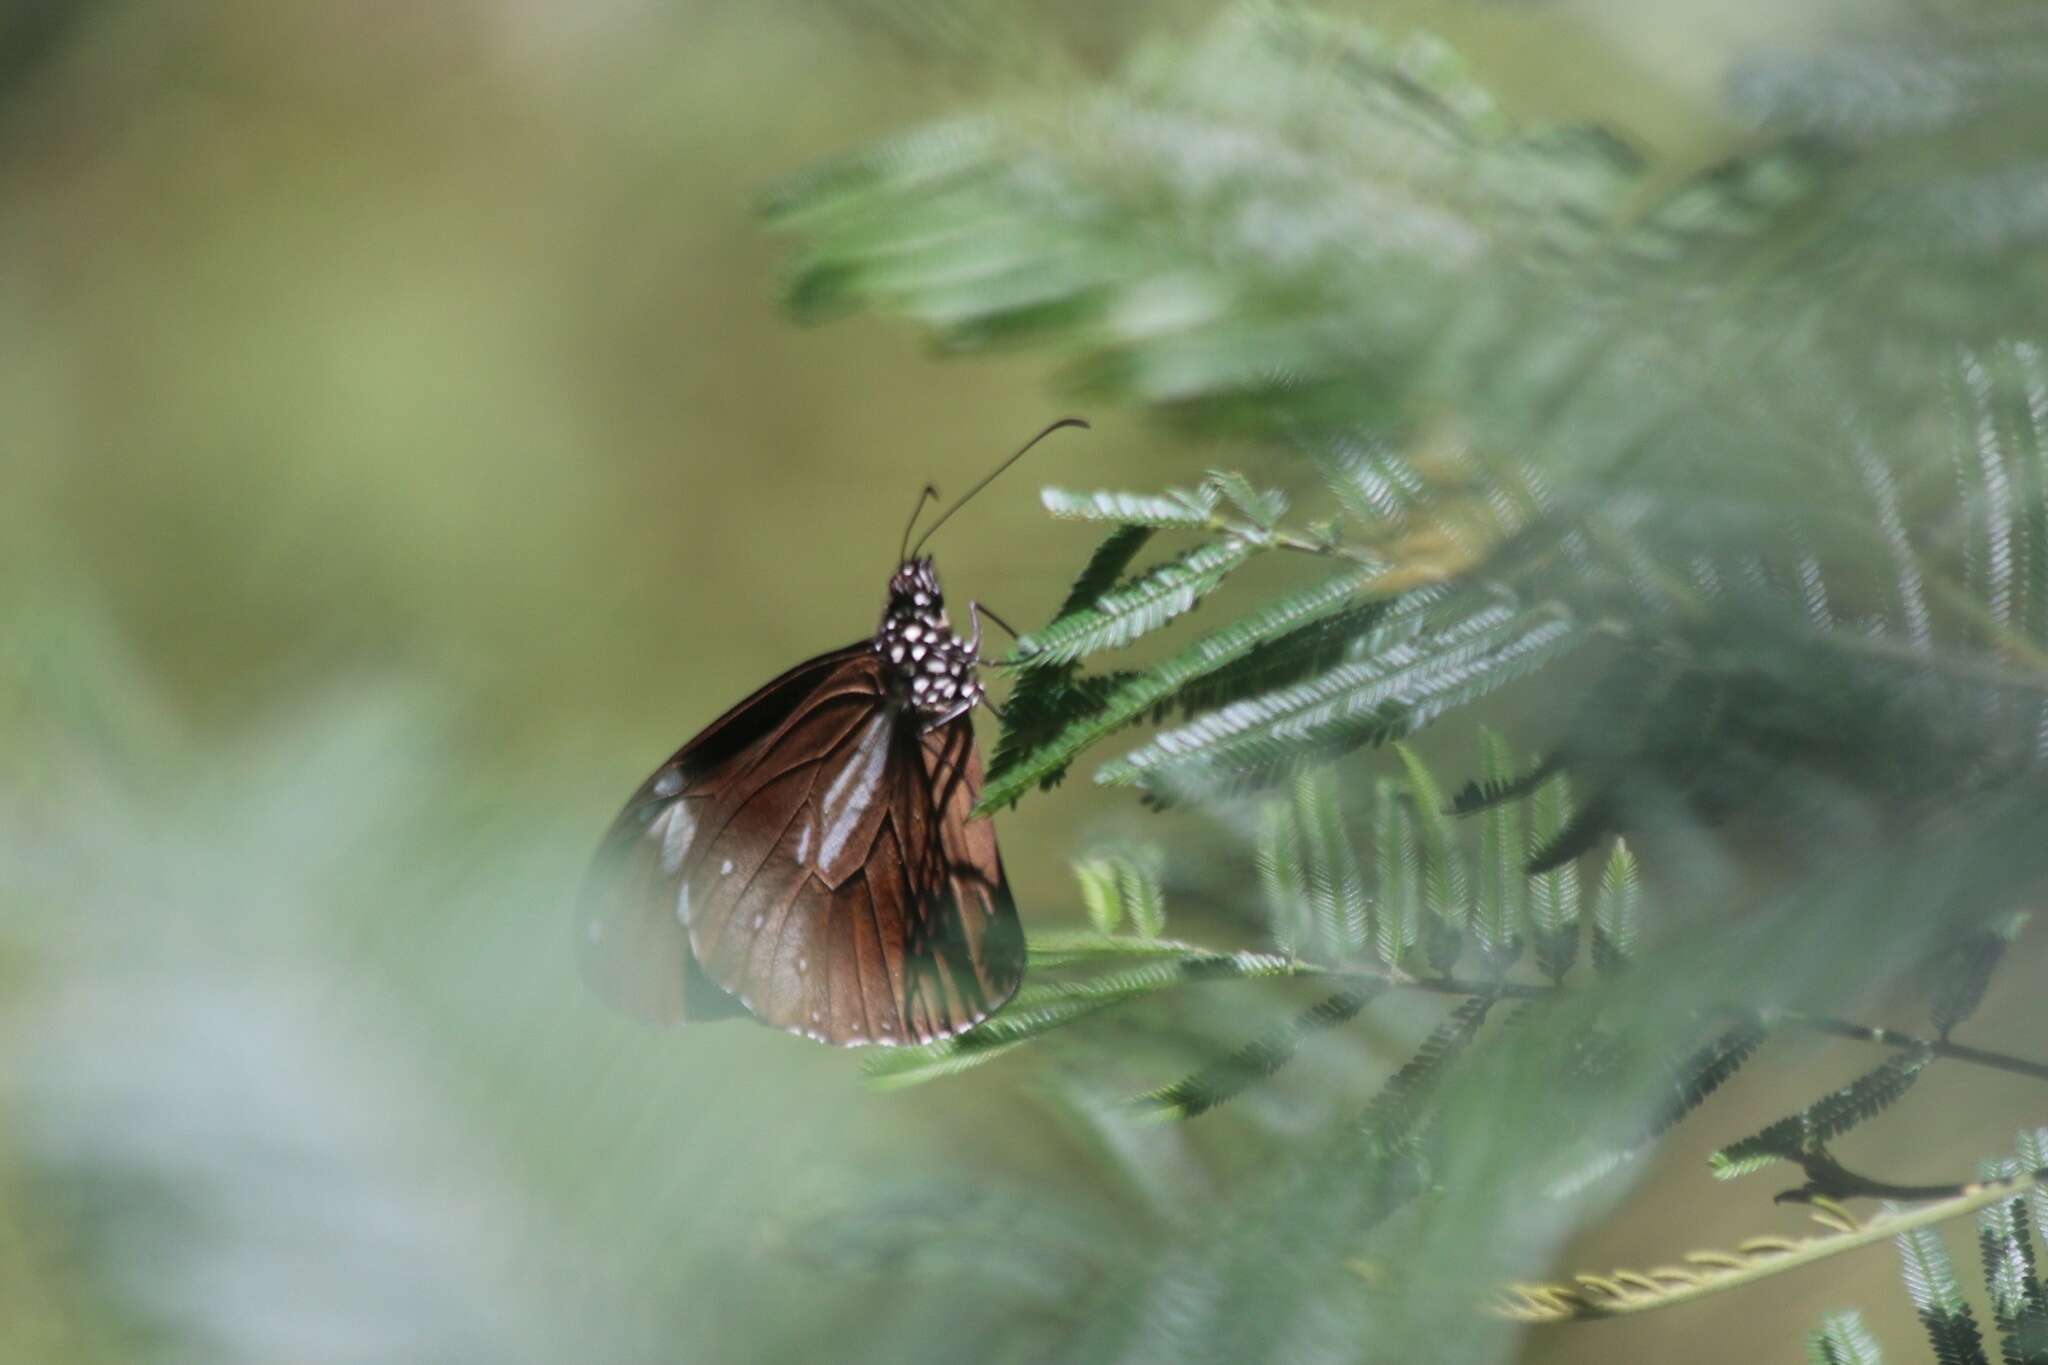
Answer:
top-left (2, 3), bottom-right (2041, 1362)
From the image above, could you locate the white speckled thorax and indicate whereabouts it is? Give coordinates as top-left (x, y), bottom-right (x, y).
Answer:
top-left (875, 557), bottom-right (984, 727)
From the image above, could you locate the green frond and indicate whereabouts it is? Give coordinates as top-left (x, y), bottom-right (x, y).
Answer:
top-left (1168, 599), bottom-right (1416, 719)
top-left (1038, 484), bottom-right (1220, 528)
top-left (1073, 858), bottom-right (1125, 935)
top-left (1098, 603), bottom-right (1581, 799)
top-left (1021, 930), bottom-right (1215, 965)
top-left (2019, 1128), bottom-right (2048, 1248)
top-left (1393, 743), bottom-right (1470, 975)
top-left (863, 944), bottom-right (1310, 1090)
top-left (1371, 778), bottom-right (1422, 972)
top-left (1066, 849), bottom-right (1166, 939)
top-left (987, 524), bottom-right (1160, 796)
top-left (1591, 840), bottom-right (1640, 976)
top-left (1204, 469), bottom-right (1287, 530)
top-left (1929, 913), bottom-right (2028, 1040)
top-left (1139, 987), bottom-right (1377, 1120)
top-left (1897, 1219), bottom-right (1991, 1365)
top-left (1808, 1310), bottom-right (1885, 1365)
top-left (1712, 1045), bottom-right (1936, 1180)
top-left (1010, 538), bottom-right (1255, 668)
top-left (1646, 1019), bottom-right (1769, 1140)
top-left (986, 666), bottom-right (1144, 797)
top-left (1473, 729), bottom-right (1525, 973)
top-left (1255, 796), bottom-right (1310, 957)
top-left (1053, 523), bottom-right (1158, 620)
top-left (1448, 752), bottom-right (1560, 816)
top-left (1975, 1156), bottom-right (2048, 1365)
top-left (1359, 995), bottom-right (1494, 1146)
top-left (1292, 767), bottom-right (1370, 960)
top-left (1526, 773), bottom-right (1580, 983)
top-left (979, 565), bottom-right (1380, 811)
top-left (1117, 848), bottom-right (1169, 940)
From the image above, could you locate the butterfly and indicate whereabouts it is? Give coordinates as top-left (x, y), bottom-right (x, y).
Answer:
top-left (577, 420), bottom-right (1088, 1046)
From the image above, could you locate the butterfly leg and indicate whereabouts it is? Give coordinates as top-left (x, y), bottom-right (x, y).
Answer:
top-left (924, 697), bottom-right (976, 731)
top-left (968, 601), bottom-right (1023, 644)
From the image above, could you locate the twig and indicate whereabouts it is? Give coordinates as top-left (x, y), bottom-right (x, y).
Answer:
top-left (1780, 1011), bottom-right (2048, 1083)
top-left (1496, 1168), bottom-right (2047, 1324)
top-left (1771, 1149), bottom-right (1973, 1205)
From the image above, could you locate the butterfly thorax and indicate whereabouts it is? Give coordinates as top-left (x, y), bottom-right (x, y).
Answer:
top-left (875, 557), bottom-right (984, 724)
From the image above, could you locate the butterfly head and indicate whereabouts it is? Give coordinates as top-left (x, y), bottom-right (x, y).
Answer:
top-left (876, 557), bottom-right (984, 722)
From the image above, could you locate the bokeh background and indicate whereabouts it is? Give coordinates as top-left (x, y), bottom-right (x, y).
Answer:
top-left (2, 3), bottom-right (2041, 1362)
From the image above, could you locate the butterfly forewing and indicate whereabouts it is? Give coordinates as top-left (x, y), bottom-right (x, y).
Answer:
top-left (578, 631), bottom-right (1022, 1045)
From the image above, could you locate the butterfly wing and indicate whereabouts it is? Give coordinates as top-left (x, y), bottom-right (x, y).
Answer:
top-left (578, 643), bottom-right (1023, 1044)
top-left (576, 643), bottom-right (875, 1025)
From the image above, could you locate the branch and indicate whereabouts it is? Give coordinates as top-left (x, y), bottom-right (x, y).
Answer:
top-left (1496, 1169), bottom-right (2048, 1324)
top-left (1019, 933), bottom-right (2048, 1089)
top-left (1771, 1149), bottom-right (1974, 1205)
top-left (1779, 1011), bottom-right (2048, 1084)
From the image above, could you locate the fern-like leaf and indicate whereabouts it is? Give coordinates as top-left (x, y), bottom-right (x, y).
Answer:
top-left (1010, 538), bottom-right (1254, 667)
top-left (1293, 767), bottom-right (1370, 960)
top-left (1371, 778), bottom-right (1422, 972)
top-left (1139, 987), bottom-right (1377, 1119)
top-left (1039, 484), bottom-right (1219, 528)
top-left (1100, 603), bottom-right (1581, 798)
top-left (987, 524), bottom-right (1156, 795)
top-left (979, 565), bottom-right (1380, 811)
top-left (1898, 1218), bottom-right (1992, 1365)
top-left (1473, 729), bottom-right (1525, 973)
top-left (1591, 840), bottom-right (1639, 976)
top-left (1526, 773), bottom-right (1580, 983)
top-left (1358, 994), bottom-right (1494, 1147)
top-left (1808, 1310), bottom-right (1886, 1365)
top-left (1393, 743), bottom-right (1468, 975)
top-left (1647, 1019), bottom-right (1769, 1141)
top-left (1929, 913), bottom-right (2028, 1041)
top-left (1712, 1045), bottom-right (1936, 1180)
top-left (1976, 1156), bottom-right (2048, 1365)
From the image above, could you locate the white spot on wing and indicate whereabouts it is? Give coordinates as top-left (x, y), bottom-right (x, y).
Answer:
top-left (652, 769), bottom-right (682, 798)
top-left (720, 858), bottom-right (735, 876)
top-left (651, 802), bottom-right (696, 875)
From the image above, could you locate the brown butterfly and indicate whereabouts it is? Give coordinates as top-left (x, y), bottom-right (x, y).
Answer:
top-left (577, 420), bottom-right (1087, 1045)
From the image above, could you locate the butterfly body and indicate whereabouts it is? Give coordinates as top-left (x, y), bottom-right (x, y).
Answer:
top-left (579, 556), bottom-right (1022, 1046)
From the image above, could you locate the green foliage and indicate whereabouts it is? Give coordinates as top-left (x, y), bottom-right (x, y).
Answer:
top-left (1646, 1018), bottom-right (1769, 1141)
top-left (1810, 1311), bottom-right (1886, 1365)
top-left (1474, 730), bottom-right (1525, 974)
top-left (979, 560), bottom-right (1384, 811)
top-left (1526, 773), bottom-right (1580, 983)
top-left (1010, 537), bottom-right (1255, 666)
top-left (1591, 841), bottom-right (1640, 976)
top-left (767, 2), bottom-right (2048, 1358)
top-left (1291, 767), bottom-right (1370, 962)
top-left (986, 523), bottom-right (1153, 796)
top-left (1929, 913), bottom-right (2029, 1041)
top-left (1713, 1047), bottom-right (1937, 1180)
top-left (1038, 483), bottom-right (1221, 529)
top-left (1897, 1218), bottom-right (1990, 1365)
top-left (1139, 987), bottom-right (1377, 1120)
top-left (1976, 1157), bottom-right (2048, 1365)
top-left (1370, 778), bottom-right (1421, 972)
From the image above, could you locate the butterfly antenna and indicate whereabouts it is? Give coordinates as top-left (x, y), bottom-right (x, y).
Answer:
top-left (910, 416), bottom-right (1090, 558)
top-left (898, 483), bottom-right (940, 565)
